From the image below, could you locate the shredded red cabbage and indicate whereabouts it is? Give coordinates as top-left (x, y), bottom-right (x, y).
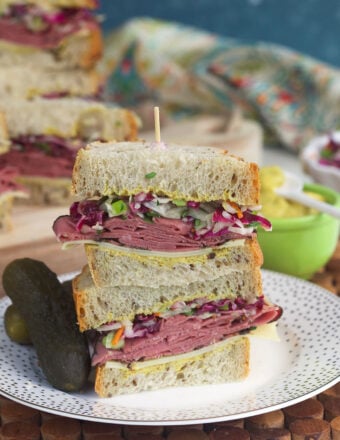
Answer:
top-left (319, 136), bottom-right (340, 168)
top-left (212, 208), bottom-right (233, 224)
top-left (187, 201), bottom-right (200, 208)
top-left (71, 200), bottom-right (106, 232)
top-left (98, 295), bottom-right (266, 340)
top-left (5, 4), bottom-right (95, 23)
top-left (132, 316), bottom-right (161, 336)
top-left (188, 295), bottom-right (264, 315)
top-left (242, 211), bottom-right (272, 231)
top-left (12, 135), bottom-right (81, 159)
top-left (93, 295), bottom-right (284, 358)
top-left (3, 4), bottom-right (98, 35)
top-left (67, 192), bottom-right (272, 241)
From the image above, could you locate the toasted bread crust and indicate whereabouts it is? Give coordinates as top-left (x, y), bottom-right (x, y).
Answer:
top-left (250, 161), bottom-right (261, 205)
top-left (249, 237), bottom-right (264, 266)
top-left (67, 25), bottom-right (103, 70)
top-left (0, 111), bottom-right (9, 154)
top-left (125, 110), bottom-right (141, 141)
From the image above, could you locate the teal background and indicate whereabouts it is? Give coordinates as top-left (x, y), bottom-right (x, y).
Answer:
top-left (98, 0), bottom-right (340, 67)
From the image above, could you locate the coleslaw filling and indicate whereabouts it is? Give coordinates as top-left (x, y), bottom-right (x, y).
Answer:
top-left (97, 296), bottom-right (268, 349)
top-left (69, 192), bottom-right (272, 241)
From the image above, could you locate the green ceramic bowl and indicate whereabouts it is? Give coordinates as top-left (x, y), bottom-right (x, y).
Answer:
top-left (257, 183), bottom-right (340, 279)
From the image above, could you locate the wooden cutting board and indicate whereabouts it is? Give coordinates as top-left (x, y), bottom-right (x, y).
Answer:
top-left (1, 205), bottom-right (67, 248)
top-left (0, 205), bottom-right (87, 297)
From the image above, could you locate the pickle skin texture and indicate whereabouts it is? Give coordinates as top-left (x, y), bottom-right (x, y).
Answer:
top-left (2, 258), bottom-right (91, 392)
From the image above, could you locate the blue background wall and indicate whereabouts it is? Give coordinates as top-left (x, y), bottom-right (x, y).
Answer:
top-left (98, 0), bottom-right (340, 68)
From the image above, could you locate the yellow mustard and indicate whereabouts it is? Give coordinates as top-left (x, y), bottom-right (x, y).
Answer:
top-left (260, 166), bottom-right (323, 218)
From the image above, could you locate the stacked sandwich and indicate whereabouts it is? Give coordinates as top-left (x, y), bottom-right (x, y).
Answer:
top-left (0, 0), bottom-right (103, 99)
top-left (0, 98), bottom-right (140, 205)
top-left (0, 0), bottom-right (143, 206)
top-left (53, 141), bottom-right (282, 398)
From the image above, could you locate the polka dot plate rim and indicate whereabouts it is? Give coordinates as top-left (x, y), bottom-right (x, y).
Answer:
top-left (0, 269), bottom-right (339, 426)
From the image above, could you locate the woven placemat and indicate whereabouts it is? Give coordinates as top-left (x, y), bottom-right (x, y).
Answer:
top-left (1, 387), bottom-right (339, 439)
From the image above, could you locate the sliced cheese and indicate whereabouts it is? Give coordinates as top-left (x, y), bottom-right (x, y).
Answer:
top-left (104, 335), bottom-right (246, 372)
top-left (250, 322), bottom-right (280, 341)
top-left (62, 237), bottom-right (246, 258)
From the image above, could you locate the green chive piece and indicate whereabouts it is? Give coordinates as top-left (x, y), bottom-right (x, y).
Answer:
top-left (111, 200), bottom-right (127, 215)
top-left (173, 199), bottom-right (186, 207)
top-left (247, 221), bottom-right (260, 228)
top-left (145, 171), bottom-right (157, 179)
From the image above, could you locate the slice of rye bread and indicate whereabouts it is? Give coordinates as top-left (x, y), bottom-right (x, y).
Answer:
top-left (71, 141), bottom-right (260, 205)
top-left (85, 238), bottom-right (263, 288)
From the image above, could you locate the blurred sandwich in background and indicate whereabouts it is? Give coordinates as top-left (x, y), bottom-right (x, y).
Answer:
top-left (0, 98), bottom-right (141, 205)
top-left (0, 0), bottom-right (103, 70)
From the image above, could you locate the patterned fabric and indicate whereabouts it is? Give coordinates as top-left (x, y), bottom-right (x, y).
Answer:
top-left (100, 17), bottom-right (340, 151)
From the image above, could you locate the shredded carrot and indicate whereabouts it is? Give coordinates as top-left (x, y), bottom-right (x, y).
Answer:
top-left (112, 326), bottom-right (125, 346)
top-left (229, 201), bottom-right (243, 219)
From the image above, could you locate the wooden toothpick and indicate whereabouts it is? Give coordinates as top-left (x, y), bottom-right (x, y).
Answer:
top-left (152, 106), bottom-right (167, 149)
top-left (154, 106), bottom-right (161, 143)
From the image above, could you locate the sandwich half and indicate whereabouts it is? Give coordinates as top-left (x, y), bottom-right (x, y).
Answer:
top-left (53, 141), bottom-right (282, 397)
top-left (0, 98), bottom-right (140, 205)
top-left (0, 0), bottom-right (102, 69)
top-left (73, 264), bottom-right (281, 397)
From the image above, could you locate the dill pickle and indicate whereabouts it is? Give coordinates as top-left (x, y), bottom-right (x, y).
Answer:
top-left (2, 258), bottom-right (90, 392)
top-left (4, 304), bottom-right (31, 345)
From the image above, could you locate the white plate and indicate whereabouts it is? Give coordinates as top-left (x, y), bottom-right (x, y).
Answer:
top-left (0, 270), bottom-right (339, 426)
